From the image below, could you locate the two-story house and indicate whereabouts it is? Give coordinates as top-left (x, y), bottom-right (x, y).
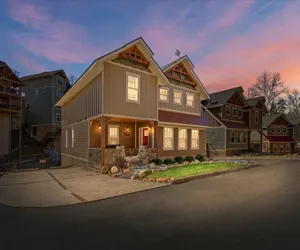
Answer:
top-left (203, 87), bottom-right (266, 156)
top-left (259, 114), bottom-right (295, 153)
top-left (0, 61), bottom-right (23, 157)
top-left (21, 70), bottom-right (71, 154)
top-left (56, 37), bottom-right (220, 169)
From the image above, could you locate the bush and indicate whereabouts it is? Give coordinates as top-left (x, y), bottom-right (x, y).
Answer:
top-left (164, 159), bottom-right (174, 165)
top-left (195, 154), bottom-right (205, 162)
top-left (184, 156), bottom-right (194, 162)
top-left (174, 156), bottom-right (184, 164)
top-left (150, 158), bottom-right (163, 165)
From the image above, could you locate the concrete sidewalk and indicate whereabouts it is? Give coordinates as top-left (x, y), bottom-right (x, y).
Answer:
top-left (0, 167), bottom-right (165, 207)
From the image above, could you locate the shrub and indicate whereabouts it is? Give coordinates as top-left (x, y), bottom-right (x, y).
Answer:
top-left (174, 156), bottom-right (184, 164)
top-left (184, 156), bottom-right (194, 162)
top-left (150, 158), bottom-right (163, 165)
top-left (195, 154), bottom-right (205, 162)
top-left (164, 159), bottom-right (174, 165)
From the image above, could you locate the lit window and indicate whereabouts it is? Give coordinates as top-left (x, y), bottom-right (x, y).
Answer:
top-left (160, 88), bottom-right (169, 102)
top-left (186, 93), bottom-right (194, 106)
top-left (71, 128), bottom-right (75, 148)
top-left (126, 73), bottom-right (140, 102)
top-left (163, 127), bottom-right (173, 150)
top-left (56, 113), bottom-right (61, 122)
top-left (232, 107), bottom-right (237, 117)
top-left (273, 143), bottom-right (278, 152)
top-left (56, 75), bottom-right (63, 85)
top-left (65, 130), bottom-right (68, 148)
top-left (231, 131), bottom-right (236, 144)
top-left (226, 106), bottom-right (231, 115)
top-left (191, 129), bottom-right (199, 149)
top-left (108, 126), bottom-right (119, 145)
top-left (285, 144), bottom-right (290, 152)
top-left (174, 90), bottom-right (182, 105)
top-left (57, 89), bottom-right (63, 98)
top-left (243, 132), bottom-right (247, 144)
top-left (178, 128), bottom-right (187, 150)
top-left (237, 132), bottom-right (241, 144)
top-left (255, 110), bottom-right (259, 123)
top-left (238, 109), bottom-right (242, 118)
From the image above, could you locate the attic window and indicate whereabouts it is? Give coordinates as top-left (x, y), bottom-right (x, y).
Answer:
top-left (119, 46), bottom-right (149, 67)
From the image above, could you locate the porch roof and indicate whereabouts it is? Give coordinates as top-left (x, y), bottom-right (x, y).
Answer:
top-left (264, 135), bottom-right (295, 143)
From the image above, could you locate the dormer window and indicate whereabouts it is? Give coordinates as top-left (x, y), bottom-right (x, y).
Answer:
top-left (283, 127), bottom-right (287, 133)
top-left (232, 107), bottom-right (237, 117)
top-left (226, 106), bottom-right (231, 115)
top-left (238, 109), bottom-right (242, 118)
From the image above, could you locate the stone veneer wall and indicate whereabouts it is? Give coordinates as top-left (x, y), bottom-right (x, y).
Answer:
top-left (88, 148), bottom-right (102, 169)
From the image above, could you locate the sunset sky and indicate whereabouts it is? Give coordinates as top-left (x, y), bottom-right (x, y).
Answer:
top-left (0, 0), bottom-right (299, 93)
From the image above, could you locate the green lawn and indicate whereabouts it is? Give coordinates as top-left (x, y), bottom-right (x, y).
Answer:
top-left (149, 162), bottom-right (242, 178)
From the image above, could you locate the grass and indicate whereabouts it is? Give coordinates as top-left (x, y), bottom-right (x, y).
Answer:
top-left (149, 162), bottom-right (242, 178)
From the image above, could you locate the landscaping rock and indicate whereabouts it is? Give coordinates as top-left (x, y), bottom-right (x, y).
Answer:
top-left (122, 168), bottom-right (130, 174)
top-left (183, 161), bottom-right (189, 164)
top-left (131, 174), bottom-right (140, 180)
top-left (100, 165), bottom-right (110, 174)
top-left (133, 170), bottom-right (141, 175)
top-left (194, 159), bottom-right (199, 163)
top-left (140, 169), bottom-right (152, 177)
top-left (111, 166), bottom-right (119, 174)
top-left (157, 177), bottom-right (168, 183)
top-left (149, 162), bottom-right (156, 169)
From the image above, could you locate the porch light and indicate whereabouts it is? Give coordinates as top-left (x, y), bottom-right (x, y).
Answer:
top-left (98, 125), bottom-right (101, 130)
top-left (126, 127), bottom-right (130, 131)
top-left (148, 126), bottom-right (152, 130)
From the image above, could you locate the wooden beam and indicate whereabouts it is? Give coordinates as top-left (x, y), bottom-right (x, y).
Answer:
top-left (100, 116), bottom-right (107, 167)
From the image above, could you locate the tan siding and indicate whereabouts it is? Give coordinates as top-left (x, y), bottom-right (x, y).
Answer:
top-left (62, 121), bottom-right (89, 159)
top-left (103, 62), bottom-right (158, 119)
top-left (159, 85), bottom-right (200, 114)
top-left (62, 73), bottom-right (102, 125)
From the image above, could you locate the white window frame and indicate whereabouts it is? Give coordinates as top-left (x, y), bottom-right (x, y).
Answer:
top-left (242, 132), bottom-right (247, 144)
top-left (273, 143), bottom-right (278, 152)
top-left (279, 143), bottom-right (284, 153)
top-left (285, 143), bottom-right (290, 152)
top-left (159, 87), bottom-right (169, 103)
top-left (276, 126), bottom-right (281, 133)
top-left (186, 93), bottom-right (195, 107)
top-left (237, 131), bottom-right (242, 144)
top-left (163, 127), bottom-right (174, 150)
top-left (178, 128), bottom-right (187, 150)
top-left (173, 90), bottom-right (183, 105)
top-left (255, 110), bottom-right (259, 123)
top-left (232, 107), bottom-right (237, 117)
top-left (282, 127), bottom-right (287, 134)
top-left (71, 128), bottom-right (75, 148)
top-left (226, 105), bottom-right (231, 115)
top-left (126, 72), bottom-right (140, 103)
top-left (108, 125), bottom-right (119, 145)
top-left (191, 129), bottom-right (199, 149)
top-left (35, 89), bottom-right (39, 98)
top-left (238, 108), bottom-right (242, 118)
top-left (65, 130), bottom-right (68, 148)
top-left (271, 126), bottom-right (275, 133)
top-left (231, 131), bottom-right (236, 144)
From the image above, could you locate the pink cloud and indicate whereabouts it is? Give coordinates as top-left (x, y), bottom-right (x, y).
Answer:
top-left (196, 2), bottom-right (300, 93)
top-left (7, 0), bottom-right (102, 64)
top-left (17, 56), bottom-right (47, 73)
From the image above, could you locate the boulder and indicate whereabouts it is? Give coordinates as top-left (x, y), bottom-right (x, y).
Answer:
top-left (139, 169), bottom-right (152, 177)
top-left (183, 161), bottom-right (189, 165)
top-left (194, 159), bottom-right (200, 163)
top-left (157, 177), bottom-right (168, 183)
top-left (149, 162), bottom-right (156, 169)
top-left (100, 165), bottom-right (110, 174)
top-left (131, 174), bottom-right (140, 180)
top-left (111, 166), bottom-right (119, 174)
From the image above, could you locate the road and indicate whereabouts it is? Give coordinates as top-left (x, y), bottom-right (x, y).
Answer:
top-left (1, 160), bottom-right (300, 250)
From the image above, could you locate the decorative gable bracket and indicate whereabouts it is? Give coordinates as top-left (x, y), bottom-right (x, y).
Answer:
top-left (165, 62), bottom-right (196, 87)
top-left (119, 46), bottom-right (150, 67)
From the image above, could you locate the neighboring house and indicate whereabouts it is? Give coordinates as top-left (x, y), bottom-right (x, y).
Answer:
top-left (202, 87), bottom-right (265, 156)
top-left (56, 37), bottom-right (220, 169)
top-left (288, 118), bottom-right (300, 153)
top-left (261, 114), bottom-right (295, 153)
top-left (20, 70), bottom-right (71, 154)
top-left (0, 61), bottom-right (23, 157)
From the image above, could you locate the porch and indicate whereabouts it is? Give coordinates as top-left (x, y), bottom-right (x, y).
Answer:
top-left (88, 116), bottom-right (157, 168)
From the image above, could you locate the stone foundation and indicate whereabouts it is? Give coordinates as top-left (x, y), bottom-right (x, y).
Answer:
top-left (88, 148), bottom-right (102, 169)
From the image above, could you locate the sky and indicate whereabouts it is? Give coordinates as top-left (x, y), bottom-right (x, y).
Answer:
top-left (0, 0), bottom-right (299, 93)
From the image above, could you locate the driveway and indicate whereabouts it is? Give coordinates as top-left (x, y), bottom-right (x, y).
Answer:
top-left (0, 167), bottom-right (164, 207)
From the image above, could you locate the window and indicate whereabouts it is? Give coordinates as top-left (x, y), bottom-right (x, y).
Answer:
top-left (163, 127), bottom-right (174, 150)
top-left (26, 103), bottom-right (30, 111)
top-left (232, 107), bottom-right (237, 117)
top-left (255, 110), bottom-right (259, 123)
top-left (56, 113), bottom-right (61, 122)
top-left (276, 127), bottom-right (281, 133)
top-left (33, 127), bottom-right (37, 137)
top-left (279, 143), bottom-right (284, 152)
top-left (56, 75), bottom-right (63, 85)
top-left (108, 125), bottom-right (119, 145)
top-left (43, 88), bottom-right (46, 96)
top-left (71, 128), bottom-right (75, 148)
top-left (238, 109), bottom-right (242, 118)
top-left (191, 129), bottom-right (199, 149)
top-left (186, 93), bottom-right (194, 107)
top-left (243, 132), bottom-right (247, 144)
top-left (35, 89), bottom-right (39, 98)
top-left (159, 88), bottom-right (169, 102)
top-left (283, 127), bottom-right (287, 134)
top-left (231, 131), bottom-right (236, 144)
top-left (126, 72), bottom-right (140, 103)
top-left (273, 143), bottom-right (278, 152)
top-left (271, 126), bottom-right (275, 133)
top-left (174, 90), bottom-right (182, 105)
top-left (237, 132), bottom-right (241, 144)
top-left (57, 89), bottom-right (63, 98)
top-left (65, 130), bottom-right (68, 148)
top-left (178, 128), bottom-right (187, 150)
top-left (285, 144), bottom-right (290, 152)
top-left (226, 105), bottom-right (231, 115)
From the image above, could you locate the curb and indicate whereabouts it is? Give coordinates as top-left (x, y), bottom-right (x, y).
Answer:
top-left (170, 164), bottom-right (260, 184)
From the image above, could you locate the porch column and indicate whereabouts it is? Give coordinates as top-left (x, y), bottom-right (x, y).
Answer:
top-left (248, 131), bottom-right (251, 152)
top-left (100, 116), bottom-right (106, 166)
top-left (260, 130), bottom-right (263, 152)
top-left (135, 121), bottom-right (137, 149)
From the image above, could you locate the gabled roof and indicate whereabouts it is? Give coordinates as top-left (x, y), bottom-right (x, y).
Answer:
top-left (161, 55), bottom-right (210, 100)
top-left (247, 96), bottom-right (265, 107)
top-left (263, 114), bottom-right (291, 128)
top-left (204, 86), bottom-right (244, 108)
top-left (21, 69), bottom-right (67, 81)
top-left (0, 60), bottom-right (7, 67)
top-left (289, 118), bottom-right (300, 126)
top-left (56, 37), bottom-right (169, 107)
top-left (0, 60), bottom-right (23, 86)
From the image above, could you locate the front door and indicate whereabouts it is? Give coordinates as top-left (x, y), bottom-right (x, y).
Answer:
top-left (142, 128), bottom-right (149, 146)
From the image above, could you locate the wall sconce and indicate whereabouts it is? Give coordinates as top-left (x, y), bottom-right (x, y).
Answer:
top-left (148, 126), bottom-right (152, 130)
top-left (98, 125), bottom-right (101, 130)
top-left (126, 126), bottom-right (130, 132)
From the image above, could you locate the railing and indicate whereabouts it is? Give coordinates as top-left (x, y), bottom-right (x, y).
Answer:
top-left (0, 86), bottom-right (21, 96)
top-left (0, 101), bottom-right (20, 111)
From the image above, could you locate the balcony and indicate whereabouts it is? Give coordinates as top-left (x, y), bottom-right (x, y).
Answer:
top-left (0, 85), bottom-right (21, 98)
top-left (0, 99), bottom-right (20, 113)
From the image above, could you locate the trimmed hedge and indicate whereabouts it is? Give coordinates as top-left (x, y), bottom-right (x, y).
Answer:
top-left (195, 154), bottom-right (205, 162)
top-left (174, 156), bottom-right (184, 164)
top-left (184, 156), bottom-right (194, 162)
top-left (164, 159), bottom-right (174, 165)
top-left (150, 158), bottom-right (163, 165)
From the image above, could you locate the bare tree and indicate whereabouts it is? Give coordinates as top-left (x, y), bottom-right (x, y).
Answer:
top-left (248, 71), bottom-right (288, 112)
top-left (286, 89), bottom-right (300, 118)
top-left (13, 69), bottom-right (20, 77)
top-left (69, 74), bottom-right (78, 85)
top-left (269, 97), bottom-right (287, 115)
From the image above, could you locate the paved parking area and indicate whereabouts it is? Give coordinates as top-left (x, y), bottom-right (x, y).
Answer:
top-left (0, 167), bottom-right (164, 207)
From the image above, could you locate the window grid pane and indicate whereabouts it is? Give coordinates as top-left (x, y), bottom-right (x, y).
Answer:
top-left (178, 129), bottom-right (187, 149)
top-left (164, 128), bottom-right (173, 149)
top-left (187, 94), bottom-right (194, 106)
top-left (127, 75), bottom-right (139, 102)
top-left (174, 91), bottom-right (182, 104)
